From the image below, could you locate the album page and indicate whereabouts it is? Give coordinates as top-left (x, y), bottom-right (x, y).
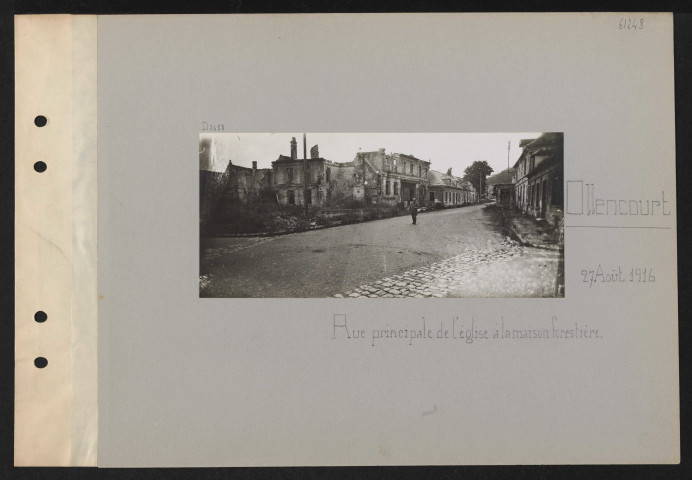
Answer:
top-left (15, 12), bottom-right (679, 466)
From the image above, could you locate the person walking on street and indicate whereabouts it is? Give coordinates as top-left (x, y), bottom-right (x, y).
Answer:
top-left (410, 198), bottom-right (418, 225)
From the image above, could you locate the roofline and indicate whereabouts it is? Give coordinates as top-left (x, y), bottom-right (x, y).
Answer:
top-left (394, 153), bottom-right (431, 164)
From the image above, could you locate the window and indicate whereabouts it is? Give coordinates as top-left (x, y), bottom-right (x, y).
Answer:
top-left (386, 181), bottom-right (390, 195)
top-left (418, 166), bottom-right (422, 177)
top-left (394, 182), bottom-right (398, 195)
top-left (287, 167), bottom-right (294, 183)
top-left (410, 163), bottom-right (414, 175)
top-left (326, 167), bottom-right (331, 183)
top-left (306, 189), bottom-right (312, 205)
top-left (402, 161), bottom-right (406, 173)
top-left (288, 190), bottom-right (295, 204)
top-left (430, 191), bottom-right (435, 201)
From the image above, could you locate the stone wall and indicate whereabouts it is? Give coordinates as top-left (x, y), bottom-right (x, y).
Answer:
top-left (328, 162), bottom-right (357, 205)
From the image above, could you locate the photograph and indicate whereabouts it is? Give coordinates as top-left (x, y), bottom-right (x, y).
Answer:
top-left (200, 133), bottom-right (565, 298)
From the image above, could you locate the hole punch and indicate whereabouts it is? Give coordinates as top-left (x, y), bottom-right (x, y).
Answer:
top-left (34, 311), bottom-right (47, 323)
top-left (33, 161), bottom-right (47, 173)
top-left (34, 115), bottom-right (47, 127)
top-left (34, 357), bottom-right (48, 369)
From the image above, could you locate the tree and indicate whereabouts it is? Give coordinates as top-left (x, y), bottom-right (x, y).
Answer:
top-left (462, 161), bottom-right (494, 198)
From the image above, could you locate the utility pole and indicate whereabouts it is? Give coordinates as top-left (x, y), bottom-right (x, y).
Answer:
top-left (303, 133), bottom-right (308, 217)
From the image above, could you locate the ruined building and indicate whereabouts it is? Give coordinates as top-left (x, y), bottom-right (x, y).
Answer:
top-left (271, 138), bottom-right (354, 207)
top-left (352, 149), bottom-right (431, 205)
top-left (202, 136), bottom-right (469, 213)
top-left (270, 139), bottom-right (433, 207)
top-left (199, 159), bottom-right (273, 228)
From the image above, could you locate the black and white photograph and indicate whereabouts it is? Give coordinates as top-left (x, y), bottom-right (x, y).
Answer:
top-left (200, 133), bottom-right (565, 298)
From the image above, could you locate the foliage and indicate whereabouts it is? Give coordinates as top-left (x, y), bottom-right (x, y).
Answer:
top-left (462, 160), bottom-right (494, 196)
top-left (340, 198), bottom-right (365, 209)
top-left (203, 195), bottom-right (413, 236)
top-left (486, 167), bottom-right (516, 186)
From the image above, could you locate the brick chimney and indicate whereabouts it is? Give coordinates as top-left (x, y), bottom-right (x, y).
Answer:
top-left (447, 167), bottom-right (452, 176)
top-left (290, 137), bottom-right (297, 160)
top-left (310, 144), bottom-right (319, 159)
top-left (252, 161), bottom-right (257, 173)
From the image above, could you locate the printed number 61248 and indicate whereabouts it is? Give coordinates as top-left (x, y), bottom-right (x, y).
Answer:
top-left (619, 18), bottom-right (644, 30)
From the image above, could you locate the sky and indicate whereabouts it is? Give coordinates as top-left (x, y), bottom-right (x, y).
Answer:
top-left (199, 132), bottom-right (544, 178)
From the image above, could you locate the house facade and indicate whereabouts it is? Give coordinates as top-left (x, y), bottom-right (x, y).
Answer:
top-left (512, 133), bottom-right (564, 225)
top-left (271, 138), bottom-right (354, 207)
top-left (513, 137), bottom-right (535, 213)
top-left (428, 168), bottom-right (477, 206)
top-left (354, 149), bottom-right (431, 206)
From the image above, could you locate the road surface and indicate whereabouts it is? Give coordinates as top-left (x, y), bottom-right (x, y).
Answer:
top-left (200, 204), bottom-right (561, 298)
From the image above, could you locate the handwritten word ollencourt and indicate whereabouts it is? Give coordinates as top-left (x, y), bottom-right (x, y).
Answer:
top-left (332, 315), bottom-right (601, 347)
top-left (566, 182), bottom-right (672, 217)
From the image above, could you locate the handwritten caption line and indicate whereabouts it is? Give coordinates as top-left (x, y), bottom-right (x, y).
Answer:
top-left (332, 315), bottom-right (601, 347)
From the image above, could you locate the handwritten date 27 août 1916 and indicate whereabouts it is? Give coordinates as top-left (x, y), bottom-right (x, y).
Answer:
top-left (581, 265), bottom-right (655, 287)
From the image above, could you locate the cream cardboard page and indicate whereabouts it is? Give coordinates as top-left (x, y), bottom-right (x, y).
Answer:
top-left (16, 13), bottom-right (678, 466)
top-left (15, 15), bottom-right (97, 467)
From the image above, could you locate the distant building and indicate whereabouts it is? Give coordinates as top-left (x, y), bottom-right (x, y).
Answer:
top-left (512, 133), bottom-right (564, 224)
top-left (487, 167), bottom-right (517, 204)
top-left (492, 183), bottom-right (514, 207)
top-left (428, 168), bottom-right (477, 206)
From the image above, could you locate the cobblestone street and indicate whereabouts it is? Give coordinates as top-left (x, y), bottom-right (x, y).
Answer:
top-left (335, 239), bottom-right (560, 298)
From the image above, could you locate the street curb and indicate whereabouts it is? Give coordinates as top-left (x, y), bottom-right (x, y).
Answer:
top-left (210, 225), bottom-right (327, 238)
